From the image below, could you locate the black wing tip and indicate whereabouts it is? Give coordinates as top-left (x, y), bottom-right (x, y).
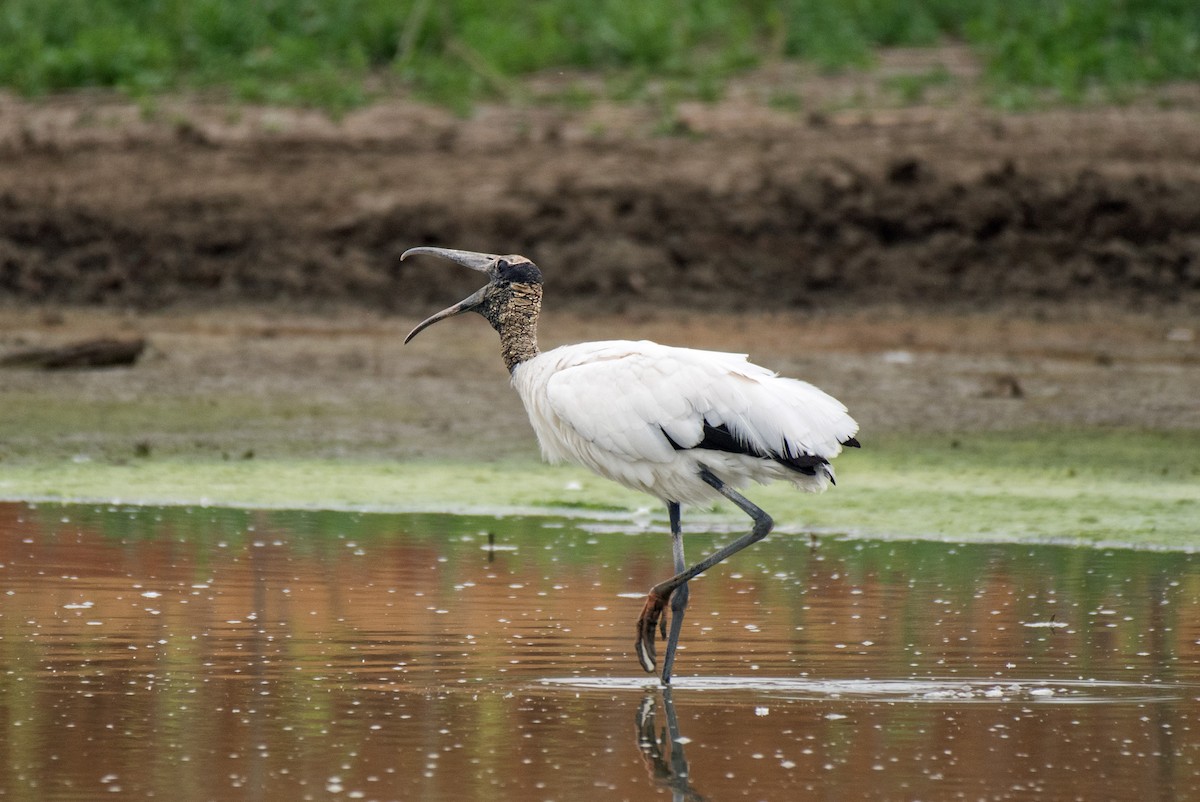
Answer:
top-left (842, 436), bottom-right (862, 448)
top-left (663, 422), bottom-right (836, 478)
top-left (778, 452), bottom-right (830, 476)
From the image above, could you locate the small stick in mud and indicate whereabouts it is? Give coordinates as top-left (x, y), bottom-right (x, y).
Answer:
top-left (0, 337), bottom-right (146, 370)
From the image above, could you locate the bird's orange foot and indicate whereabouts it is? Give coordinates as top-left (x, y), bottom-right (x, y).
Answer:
top-left (635, 590), bottom-right (669, 673)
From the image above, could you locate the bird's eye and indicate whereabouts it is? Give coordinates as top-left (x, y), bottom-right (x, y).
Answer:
top-left (495, 258), bottom-right (510, 270)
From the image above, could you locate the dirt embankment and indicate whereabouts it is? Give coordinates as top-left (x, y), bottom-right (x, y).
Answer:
top-left (1, 93), bottom-right (1198, 314)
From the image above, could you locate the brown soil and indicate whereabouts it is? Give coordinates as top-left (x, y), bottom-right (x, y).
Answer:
top-left (1, 81), bottom-right (1198, 457)
top-left (2, 88), bottom-right (1199, 315)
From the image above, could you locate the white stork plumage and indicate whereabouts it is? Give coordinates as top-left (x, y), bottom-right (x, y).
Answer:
top-left (403, 246), bottom-right (860, 684)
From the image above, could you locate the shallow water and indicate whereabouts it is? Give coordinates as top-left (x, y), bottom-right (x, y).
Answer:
top-left (2, 502), bottom-right (1199, 801)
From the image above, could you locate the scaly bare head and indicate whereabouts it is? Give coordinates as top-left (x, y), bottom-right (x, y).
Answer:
top-left (401, 247), bottom-right (542, 344)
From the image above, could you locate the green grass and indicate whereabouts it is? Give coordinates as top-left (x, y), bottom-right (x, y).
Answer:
top-left (2, 429), bottom-right (1197, 550)
top-left (0, 1), bottom-right (1196, 113)
top-left (883, 65), bottom-right (955, 104)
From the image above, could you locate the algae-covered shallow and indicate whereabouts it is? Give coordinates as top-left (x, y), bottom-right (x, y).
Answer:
top-left (3, 307), bottom-right (1197, 549)
top-left (2, 428), bottom-right (1197, 549)
top-left (3, 501), bottom-right (1200, 801)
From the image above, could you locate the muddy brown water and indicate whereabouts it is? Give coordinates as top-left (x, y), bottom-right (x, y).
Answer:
top-left (2, 502), bottom-right (1198, 801)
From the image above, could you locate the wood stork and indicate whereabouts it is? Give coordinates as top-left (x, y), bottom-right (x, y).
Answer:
top-left (402, 246), bottom-right (860, 684)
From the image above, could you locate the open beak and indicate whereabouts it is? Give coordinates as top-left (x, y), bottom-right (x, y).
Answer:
top-left (401, 247), bottom-right (501, 344)
top-left (403, 283), bottom-right (489, 343)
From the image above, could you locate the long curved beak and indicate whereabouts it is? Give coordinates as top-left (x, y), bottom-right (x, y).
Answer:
top-left (401, 247), bottom-right (501, 344)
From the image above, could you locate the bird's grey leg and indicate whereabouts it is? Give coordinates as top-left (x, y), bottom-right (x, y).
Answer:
top-left (660, 502), bottom-right (689, 684)
top-left (636, 466), bottom-right (774, 682)
top-left (637, 502), bottom-right (684, 677)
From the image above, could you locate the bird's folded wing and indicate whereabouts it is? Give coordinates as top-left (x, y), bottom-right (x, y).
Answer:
top-left (543, 345), bottom-right (691, 463)
top-left (542, 341), bottom-right (857, 465)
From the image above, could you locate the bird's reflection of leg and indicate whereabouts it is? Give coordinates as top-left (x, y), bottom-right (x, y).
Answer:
top-left (635, 688), bottom-right (707, 802)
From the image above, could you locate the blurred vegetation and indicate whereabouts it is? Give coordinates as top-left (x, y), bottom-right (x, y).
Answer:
top-left (0, 0), bottom-right (1197, 113)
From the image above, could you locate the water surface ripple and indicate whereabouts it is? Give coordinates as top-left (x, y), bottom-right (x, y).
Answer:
top-left (2, 502), bottom-right (1198, 801)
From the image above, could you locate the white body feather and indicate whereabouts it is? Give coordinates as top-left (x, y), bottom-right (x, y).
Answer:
top-left (511, 340), bottom-right (859, 507)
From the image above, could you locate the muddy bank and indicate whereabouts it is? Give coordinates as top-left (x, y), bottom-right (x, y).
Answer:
top-left (1, 95), bottom-right (1198, 313)
top-left (2, 306), bottom-right (1197, 471)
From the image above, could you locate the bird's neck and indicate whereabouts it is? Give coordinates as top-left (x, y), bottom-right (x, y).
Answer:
top-left (495, 283), bottom-right (542, 373)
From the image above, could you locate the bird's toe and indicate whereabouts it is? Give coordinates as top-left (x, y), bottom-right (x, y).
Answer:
top-left (635, 592), bottom-right (668, 674)
top-left (635, 633), bottom-right (656, 674)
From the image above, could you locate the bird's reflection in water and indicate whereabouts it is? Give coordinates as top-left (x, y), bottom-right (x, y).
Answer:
top-left (635, 689), bottom-right (708, 802)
